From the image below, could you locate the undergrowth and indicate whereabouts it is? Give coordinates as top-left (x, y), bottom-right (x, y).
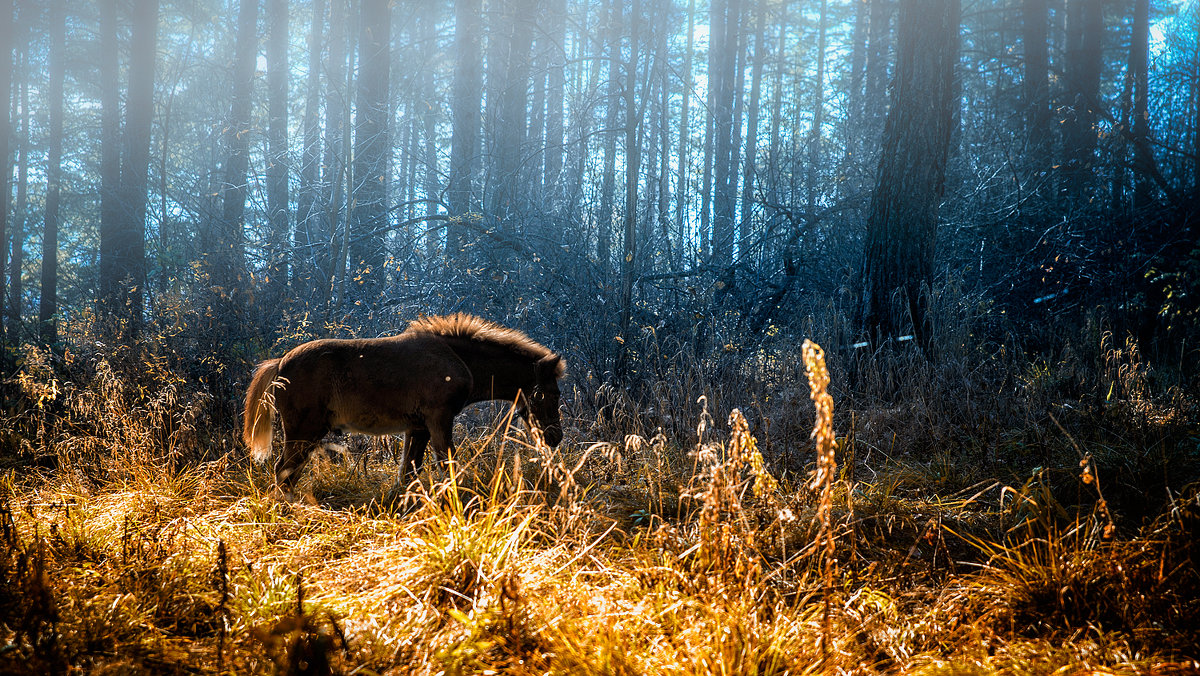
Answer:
top-left (0, 308), bottom-right (1197, 674)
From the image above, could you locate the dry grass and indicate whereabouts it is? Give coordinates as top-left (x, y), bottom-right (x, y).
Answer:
top-left (1, 327), bottom-right (1198, 674)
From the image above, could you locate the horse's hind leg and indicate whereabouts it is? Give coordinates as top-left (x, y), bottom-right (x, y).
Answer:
top-left (398, 429), bottom-right (430, 485)
top-left (275, 412), bottom-right (327, 500)
top-left (275, 439), bottom-right (315, 499)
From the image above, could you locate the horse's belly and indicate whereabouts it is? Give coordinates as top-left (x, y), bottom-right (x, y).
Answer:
top-left (331, 416), bottom-right (415, 437)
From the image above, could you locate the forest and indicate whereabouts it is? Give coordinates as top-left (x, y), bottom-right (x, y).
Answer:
top-left (1, 0), bottom-right (1199, 672)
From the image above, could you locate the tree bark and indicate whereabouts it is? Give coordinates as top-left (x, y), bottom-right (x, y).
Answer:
top-left (1061, 0), bottom-right (1103, 201)
top-left (350, 0), bottom-right (391, 293)
top-left (297, 0), bottom-right (326, 301)
top-left (739, 1), bottom-right (766, 260)
top-left (675, 0), bottom-right (696, 246)
top-left (543, 0), bottom-right (567, 209)
top-left (266, 0), bottom-right (290, 312)
top-left (9, 46), bottom-right (26, 334)
top-left (448, 0), bottom-right (483, 254)
top-left (0, 0), bottom-right (10, 345)
top-left (1128, 0), bottom-right (1152, 210)
top-left (117, 0), bottom-right (157, 334)
top-left (710, 0), bottom-right (742, 266)
top-left (1022, 0), bottom-right (1050, 162)
top-left (215, 0), bottom-right (257, 324)
top-left (596, 0), bottom-right (622, 269)
top-left (42, 0), bottom-right (65, 343)
top-left (98, 0), bottom-right (122, 322)
top-left (806, 0), bottom-right (827, 213)
top-left (859, 0), bottom-right (960, 341)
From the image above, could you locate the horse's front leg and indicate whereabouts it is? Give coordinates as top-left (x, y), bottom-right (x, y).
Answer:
top-left (427, 412), bottom-right (457, 474)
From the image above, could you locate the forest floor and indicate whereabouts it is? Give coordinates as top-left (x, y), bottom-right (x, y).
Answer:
top-left (2, 338), bottom-right (1200, 674)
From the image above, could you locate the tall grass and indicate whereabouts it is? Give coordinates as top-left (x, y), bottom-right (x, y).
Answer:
top-left (1, 298), bottom-right (1198, 673)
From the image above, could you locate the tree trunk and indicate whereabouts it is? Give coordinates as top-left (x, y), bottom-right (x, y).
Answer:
top-left (0, 0), bottom-right (9, 346)
top-left (1128, 0), bottom-right (1152, 210)
top-left (266, 0), bottom-right (290, 313)
top-left (739, 1), bottom-right (766, 260)
top-left (596, 0), bottom-right (622, 269)
top-left (350, 0), bottom-right (391, 294)
top-left (215, 0), bottom-right (257, 325)
top-left (618, 0), bottom-right (642, 374)
top-left (117, 0), bottom-right (157, 334)
top-left (543, 0), bottom-right (567, 209)
top-left (806, 0), bottom-right (827, 213)
top-left (1061, 0), bottom-right (1103, 202)
top-left (1022, 0), bottom-right (1050, 162)
top-left (448, 0), bottom-right (483, 254)
top-left (710, 0), bottom-right (742, 266)
top-left (859, 0), bottom-right (960, 342)
top-left (422, 8), bottom-right (442, 259)
top-left (42, 0), bottom-right (65, 343)
top-left (98, 0), bottom-right (122, 323)
top-left (297, 0), bottom-right (326, 302)
top-left (675, 0), bottom-right (695, 247)
top-left (9, 46), bottom-right (26, 334)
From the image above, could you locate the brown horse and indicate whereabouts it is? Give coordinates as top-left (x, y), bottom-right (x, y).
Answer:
top-left (243, 313), bottom-right (565, 496)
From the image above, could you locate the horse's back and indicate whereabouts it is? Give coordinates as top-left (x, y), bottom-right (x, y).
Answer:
top-left (275, 334), bottom-right (472, 436)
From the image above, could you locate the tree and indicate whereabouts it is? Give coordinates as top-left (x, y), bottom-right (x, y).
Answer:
top-left (350, 0), bottom-right (391, 294)
top-left (543, 0), bottom-right (567, 210)
top-left (448, 0), bottom-right (483, 254)
top-left (596, 0), bottom-right (622, 268)
top-left (675, 0), bottom-right (696, 242)
top-left (0, 0), bottom-right (11, 346)
top-left (296, 0), bottom-right (326, 301)
top-left (1061, 0), bottom-right (1104, 201)
top-left (213, 0), bottom-right (257, 327)
top-left (1023, 0), bottom-right (1051, 161)
top-left (98, 0), bottom-right (122, 323)
top-left (266, 0), bottom-right (290, 312)
top-left (41, 0), bottom-right (66, 343)
top-left (739, 0), bottom-right (766, 260)
top-left (859, 0), bottom-right (961, 341)
top-left (710, 0), bottom-right (743, 267)
top-left (117, 0), bottom-right (158, 334)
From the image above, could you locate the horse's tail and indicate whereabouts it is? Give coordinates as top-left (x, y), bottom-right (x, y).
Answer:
top-left (244, 358), bottom-right (282, 463)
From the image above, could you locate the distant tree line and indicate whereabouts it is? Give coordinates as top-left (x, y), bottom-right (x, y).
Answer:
top-left (0, 0), bottom-right (1196, 377)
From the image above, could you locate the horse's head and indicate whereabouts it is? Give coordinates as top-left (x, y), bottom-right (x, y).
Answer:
top-left (521, 354), bottom-right (564, 447)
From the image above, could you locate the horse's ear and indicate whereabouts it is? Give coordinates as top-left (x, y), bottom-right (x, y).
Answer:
top-left (538, 354), bottom-right (563, 379)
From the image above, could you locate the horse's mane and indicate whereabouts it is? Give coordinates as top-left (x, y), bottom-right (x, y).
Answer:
top-left (405, 313), bottom-right (565, 377)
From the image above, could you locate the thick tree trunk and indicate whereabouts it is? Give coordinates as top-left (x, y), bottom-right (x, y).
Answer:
top-left (1128, 0), bottom-right (1152, 210)
top-left (215, 0), bottom-right (257, 323)
top-left (41, 0), bottom-right (65, 343)
top-left (297, 0), bottom-right (326, 301)
top-left (1022, 0), bottom-right (1050, 161)
top-left (266, 0), bottom-right (290, 312)
top-left (350, 0), bottom-right (391, 294)
top-left (859, 0), bottom-right (960, 342)
top-left (596, 0), bottom-right (622, 269)
top-left (9, 49), bottom-right (26, 333)
top-left (710, 0), bottom-right (742, 267)
top-left (675, 0), bottom-right (695, 246)
top-left (739, 1), bottom-right (766, 260)
top-left (806, 0), bottom-right (827, 213)
top-left (0, 0), bottom-right (10, 345)
top-left (448, 0), bottom-right (483, 254)
top-left (543, 0), bottom-right (567, 209)
top-left (1061, 0), bottom-right (1103, 202)
top-left (98, 0), bottom-right (122, 322)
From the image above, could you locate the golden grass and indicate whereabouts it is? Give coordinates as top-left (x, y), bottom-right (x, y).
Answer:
top-left (2, 335), bottom-right (1198, 675)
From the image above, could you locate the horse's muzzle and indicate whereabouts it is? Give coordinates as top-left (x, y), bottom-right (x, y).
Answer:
top-left (544, 425), bottom-right (563, 447)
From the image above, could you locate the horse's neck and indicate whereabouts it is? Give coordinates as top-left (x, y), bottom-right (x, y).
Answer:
top-left (452, 344), bottom-right (533, 403)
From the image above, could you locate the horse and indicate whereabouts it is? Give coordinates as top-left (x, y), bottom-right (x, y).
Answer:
top-left (243, 313), bottom-right (565, 498)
